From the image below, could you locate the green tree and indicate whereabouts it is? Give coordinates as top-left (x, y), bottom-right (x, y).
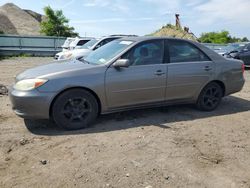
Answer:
top-left (199, 31), bottom-right (231, 44)
top-left (242, 37), bottom-right (249, 42)
top-left (40, 6), bottom-right (78, 37)
top-left (199, 30), bottom-right (249, 44)
top-left (0, 30), bottom-right (4, 34)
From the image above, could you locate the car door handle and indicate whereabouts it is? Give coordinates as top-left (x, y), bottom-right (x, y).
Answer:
top-left (154, 70), bottom-right (165, 76)
top-left (204, 66), bottom-right (212, 71)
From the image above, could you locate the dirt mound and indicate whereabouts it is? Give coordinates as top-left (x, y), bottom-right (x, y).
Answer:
top-left (150, 24), bottom-right (197, 41)
top-left (0, 3), bottom-right (43, 35)
top-left (24, 9), bottom-right (46, 23)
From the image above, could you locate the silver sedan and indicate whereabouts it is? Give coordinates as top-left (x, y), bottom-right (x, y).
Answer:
top-left (9, 37), bottom-right (245, 130)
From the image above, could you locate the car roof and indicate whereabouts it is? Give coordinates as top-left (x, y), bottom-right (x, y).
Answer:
top-left (99, 35), bottom-right (138, 40)
top-left (75, 37), bottom-right (95, 41)
top-left (117, 36), bottom-right (195, 42)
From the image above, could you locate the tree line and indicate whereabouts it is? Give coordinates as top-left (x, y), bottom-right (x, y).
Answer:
top-left (199, 31), bottom-right (249, 44)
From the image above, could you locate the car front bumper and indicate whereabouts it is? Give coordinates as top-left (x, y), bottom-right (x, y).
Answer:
top-left (9, 87), bottom-right (55, 119)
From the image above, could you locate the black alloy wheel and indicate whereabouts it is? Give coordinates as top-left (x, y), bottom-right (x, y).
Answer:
top-left (52, 89), bottom-right (98, 130)
top-left (196, 82), bottom-right (223, 111)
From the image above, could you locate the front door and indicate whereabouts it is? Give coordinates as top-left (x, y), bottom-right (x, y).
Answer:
top-left (105, 39), bottom-right (167, 108)
top-left (166, 39), bottom-right (215, 101)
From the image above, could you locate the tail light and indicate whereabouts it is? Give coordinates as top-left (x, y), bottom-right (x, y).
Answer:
top-left (242, 63), bottom-right (245, 74)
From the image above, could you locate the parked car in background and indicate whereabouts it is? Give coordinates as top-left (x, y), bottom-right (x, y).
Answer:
top-left (55, 35), bottom-right (137, 60)
top-left (61, 37), bottom-right (75, 52)
top-left (68, 37), bottom-right (94, 50)
top-left (223, 43), bottom-right (250, 67)
top-left (202, 43), bottom-right (228, 55)
top-left (60, 37), bottom-right (94, 52)
top-left (9, 37), bottom-right (245, 130)
top-left (223, 43), bottom-right (248, 55)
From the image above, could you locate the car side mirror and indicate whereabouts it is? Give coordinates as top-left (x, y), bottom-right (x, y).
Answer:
top-left (113, 59), bottom-right (130, 68)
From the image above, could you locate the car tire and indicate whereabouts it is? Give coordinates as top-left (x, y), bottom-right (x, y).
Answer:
top-left (52, 89), bottom-right (98, 130)
top-left (196, 82), bottom-right (223, 111)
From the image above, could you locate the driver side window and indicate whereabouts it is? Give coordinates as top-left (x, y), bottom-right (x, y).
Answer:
top-left (121, 40), bottom-right (164, 66)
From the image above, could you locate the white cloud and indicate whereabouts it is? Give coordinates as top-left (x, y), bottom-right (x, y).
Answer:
top-left (143, 0), bottom-right (250, 37)
top-left (144, 0), bottom-right (181, 12)
top-left (40, 0), bottom-right (76, 10)
top-left (195, 0), bottom-right (250, 25)
top-left (61, 0), bottom-right (75, 9)
top-left (72, 17), bottom-right (154, 24)
top-left (186, 0), bottom-right (204, 7)
top-left (141, 0), bottom-right (250, 26)
top-left (82, 0), bottom-right (129, 13)
top-left (83, 3), bottom-right (96, 7)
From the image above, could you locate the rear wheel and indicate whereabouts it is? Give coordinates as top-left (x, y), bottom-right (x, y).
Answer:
top-left (196, 82), bottom-right (223, 111)
top-left (52, 89), bottom-right (98, 130)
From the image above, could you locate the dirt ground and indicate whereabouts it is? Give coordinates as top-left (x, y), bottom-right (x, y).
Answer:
top-left (0, 57), bottom-right (250, 188)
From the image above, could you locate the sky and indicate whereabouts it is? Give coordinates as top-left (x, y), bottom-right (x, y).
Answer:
top-left (1, 0), bottom-right (250, 38)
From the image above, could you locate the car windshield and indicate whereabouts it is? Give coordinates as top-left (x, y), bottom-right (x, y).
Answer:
top-left (226, 43), bottom-right (247, 52)
top-left (62, 38), bottom-right (75, 48)
top-left (83, 40), bottom-right (134, 65)
top-left (235, 45), bottom-right (248, 51)
top-left (80, 39), bottom-right (98, 49)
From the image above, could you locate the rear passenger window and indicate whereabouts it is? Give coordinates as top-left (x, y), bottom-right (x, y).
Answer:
top-left (77, 40), bottom-right (89, 46)
top-left (168, 40), bottom-right (210, 63)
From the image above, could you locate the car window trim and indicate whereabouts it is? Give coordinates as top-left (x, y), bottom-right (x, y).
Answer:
top-left (164, 39), bottom-right (170, 64)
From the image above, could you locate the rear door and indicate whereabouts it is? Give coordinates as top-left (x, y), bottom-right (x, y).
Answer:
top-left (105, 39), bottom-right (167, 108)
top-left (166, 39), bottom-right (215, 101)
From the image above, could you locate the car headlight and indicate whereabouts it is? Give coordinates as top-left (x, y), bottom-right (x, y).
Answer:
top-left (14, 79), bottom-right (48, 91)
top-left (58, 55), bottom-right (65, 60)
top-left (65, 52), bottom-right (73, 59)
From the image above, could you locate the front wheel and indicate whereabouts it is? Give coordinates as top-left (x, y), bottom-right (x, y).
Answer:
top-left (196, 82), bottom-right (223, 111)
top-left (52, 89), bottom-right (98, 130)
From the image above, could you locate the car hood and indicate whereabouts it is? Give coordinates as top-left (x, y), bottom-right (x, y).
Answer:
top-left (16, 59), bottom-right (95, 81)
top-left (71, 48), bottom-right (92, 55)
top-left (56, 51), bottom-right (64, 56)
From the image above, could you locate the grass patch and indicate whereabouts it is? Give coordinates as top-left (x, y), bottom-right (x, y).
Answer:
top-left (0, 53), bottom-right (33, 60)
top-left (0, 55), bottom-right (8, 60)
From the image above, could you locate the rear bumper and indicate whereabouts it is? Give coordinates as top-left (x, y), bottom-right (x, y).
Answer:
top-left (225, 79), bottom-right (245, 96)
top-left (9, 87), bottom-right (55, 119)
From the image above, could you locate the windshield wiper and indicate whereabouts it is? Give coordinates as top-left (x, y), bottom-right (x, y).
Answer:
top-left (85, 60), bottom-right (92, 64)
